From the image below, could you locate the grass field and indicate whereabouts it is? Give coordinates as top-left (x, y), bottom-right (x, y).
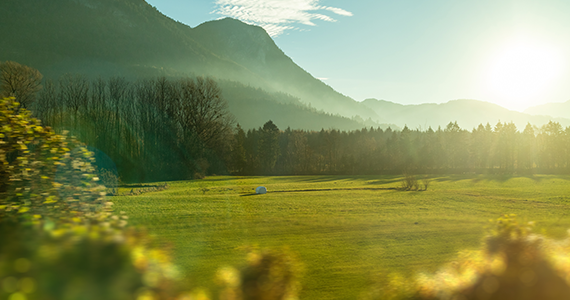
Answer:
top-left (112, 174), bottom-right (570, 300)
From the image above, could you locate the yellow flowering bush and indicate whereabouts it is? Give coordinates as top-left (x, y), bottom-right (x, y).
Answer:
top-left (0, 97), bottom-right (110, 228)
top-left (0, 97), bottom-right (185, 300)
top-left (367, 215), bottom-right (570, 300)
top-left (215, 247), bottom-right (303, 300)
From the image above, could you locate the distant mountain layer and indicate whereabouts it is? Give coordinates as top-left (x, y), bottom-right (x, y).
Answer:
top-left (218, 81), bottom-right (389, 131)
top-left (524, 100), bottom-right (570, 119)
top-left (362, 99), bottom-right (570, 130)
top-left (0, 0), bottom-right (378, 124)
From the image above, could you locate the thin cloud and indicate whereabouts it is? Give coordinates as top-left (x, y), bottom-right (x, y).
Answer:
top-left (212, 0), bottom-right (353, 37)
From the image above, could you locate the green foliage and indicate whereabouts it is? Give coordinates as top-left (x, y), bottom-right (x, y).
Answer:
top-left (230, 119), bottom-right (570, 176)
top-left (259, 121), bottom-right (280, 174)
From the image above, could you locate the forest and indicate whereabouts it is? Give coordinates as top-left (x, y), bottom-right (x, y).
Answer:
top-left (2, 60), bottom-right (568, 181)
top-left (23, 75), bottom-right (570, 181)
top-left (232, 120), bottom-right (570, 175)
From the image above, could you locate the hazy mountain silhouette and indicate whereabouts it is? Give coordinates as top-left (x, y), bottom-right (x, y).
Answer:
top-left (0, 0), bottom-right (378, 126)
top-left (362, 98), bottom-right (570, 130)
top-left (218, 80), bottom-right (391, 131)
top-left (524, 100), bottom-right (570, 119)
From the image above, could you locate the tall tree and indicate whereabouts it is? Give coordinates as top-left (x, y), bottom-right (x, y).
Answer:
top-left (259, 120), bottom-right (280, 174)
top-left (179, 77), bottom-right (234, 155)
top-left (230, 124), bottom-right (247, 174)
top-left (519, 123), bottom-right (536, 170)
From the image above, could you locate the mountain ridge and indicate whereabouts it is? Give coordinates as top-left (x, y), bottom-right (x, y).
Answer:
top-left (362, 98), bottom-right (570, 130)
top-left (524, 100), bottom-right (570, 119)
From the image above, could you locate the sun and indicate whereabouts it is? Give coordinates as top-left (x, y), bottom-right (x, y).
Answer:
top-left (484, 37), bottom-right (564, 111)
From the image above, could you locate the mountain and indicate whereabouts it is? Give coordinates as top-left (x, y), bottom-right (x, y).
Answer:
top-left (218, 80), bottom-right (391, 131)
top-left (191, 19), bottom-right (376, 119)
top-left (524, 100), bottom-right (570, 119)
top-left (0, 0), bottom-right (378, 125)
top-left (362, 98), bottom-right (570, 130)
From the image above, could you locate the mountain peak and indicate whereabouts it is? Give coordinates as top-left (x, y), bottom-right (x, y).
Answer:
top-left (193, 17), bottom-right (280, 65)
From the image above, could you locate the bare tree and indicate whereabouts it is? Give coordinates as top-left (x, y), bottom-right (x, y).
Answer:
top-left (0, 61), bottom-right (43, 108)
top-left (59, 74), bottom-right (89, 131)
top-left (178, 76), bottom-right (235, 151)
top-left (35, 79), bottom-right (58, 124)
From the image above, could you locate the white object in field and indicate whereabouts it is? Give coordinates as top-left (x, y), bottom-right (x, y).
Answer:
top-left (255, 186), bottom-right (267, 194)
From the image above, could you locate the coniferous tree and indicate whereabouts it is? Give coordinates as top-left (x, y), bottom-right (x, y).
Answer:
top-left (259, 120), bottom-right (280, 174)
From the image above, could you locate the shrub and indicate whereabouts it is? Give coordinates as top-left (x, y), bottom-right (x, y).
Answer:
top-left (0, 97), bottom-right (111, 228)
top-left (421, 176), bottom-right (431, 191)
top-left (215, 247), bottom-right (303, 300)
top-left (400, 173), bottom-right (419, 191)
top-left (0, 97), bottom-right (186, 300)
top-left (366, 215), bottom-right (570, 300)
top-left (0, 219), bottom-right (184, 300)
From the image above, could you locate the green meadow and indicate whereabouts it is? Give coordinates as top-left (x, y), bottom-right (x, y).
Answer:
top-left (112, 175), bottom-right (570, 300)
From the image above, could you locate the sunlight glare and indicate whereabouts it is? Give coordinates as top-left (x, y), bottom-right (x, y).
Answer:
top-left (485, 37), bottom-right (564, 110)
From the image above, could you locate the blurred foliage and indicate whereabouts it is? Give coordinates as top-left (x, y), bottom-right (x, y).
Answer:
top-left (0, 97), bottom-right (185, 300)
top-left (215, 247), bottom-right (303, 300)
top-left (0, 220), bottom-right (183, 300)
top-left (0, 96), bottom-right (110, 228)
top-left (366, 215), bottom-right (570, 300)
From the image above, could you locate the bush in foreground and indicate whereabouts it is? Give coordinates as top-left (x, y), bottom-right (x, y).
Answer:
top-left (367, 215), bottom-right (570, 300)
top-left (215, 247), bottom-right (303, 300)
top-left (0, 97), bottom-right (182, 300)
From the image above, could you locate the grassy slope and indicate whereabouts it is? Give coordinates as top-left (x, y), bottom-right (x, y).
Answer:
top-left (112, 175), bottom-right (570, 300)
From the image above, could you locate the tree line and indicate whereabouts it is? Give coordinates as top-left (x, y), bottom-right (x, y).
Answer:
top-left (229, 120), bottom-right (570, 175)
top-left (3, 61), bottom-right (569, 180)
top-left (30, 74), bottom-right (234, 182)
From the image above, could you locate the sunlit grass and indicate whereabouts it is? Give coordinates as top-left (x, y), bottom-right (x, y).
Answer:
top-left (112, 174), bottom-right (570, 300)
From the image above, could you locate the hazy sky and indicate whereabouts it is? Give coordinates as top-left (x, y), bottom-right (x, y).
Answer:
top-left (146, 0), bottom-right (570, 112)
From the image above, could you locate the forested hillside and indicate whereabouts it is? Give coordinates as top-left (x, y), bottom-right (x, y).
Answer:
top-left (218, 80), bottom-right (384, 131)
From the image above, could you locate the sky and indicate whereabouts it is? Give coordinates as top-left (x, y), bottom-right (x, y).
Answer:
top-left (145, 0), bottom-right (570, 112)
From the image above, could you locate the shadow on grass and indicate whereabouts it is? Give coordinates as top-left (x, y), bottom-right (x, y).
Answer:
top-left (239, 193), bottom-right (259, 197)
top-left (265, 175), bottom-right (404, 184)
top-left (239, 187), bottom-right (399, 196)
top-left (274, 187), bottom-right (399, 193)
top-left (431, 173), bottom-right (551, 184)
top-left (364, 177), bottom-right (403, 185)
top-left (268, 175), bottom-right (362, 182)
top-left (203, 176), bottom-right (259, 182)
top-left (119, 183), bottom-right (165, 188)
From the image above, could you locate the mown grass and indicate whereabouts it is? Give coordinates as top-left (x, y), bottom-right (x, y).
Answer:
top-left (112, 174), bottom-right (570, 300)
